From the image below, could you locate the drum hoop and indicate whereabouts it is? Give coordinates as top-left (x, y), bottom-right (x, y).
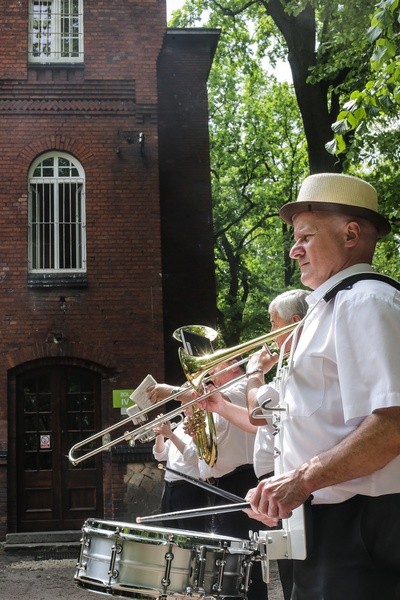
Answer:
top-left (83, 518), bottom-right (251, 550)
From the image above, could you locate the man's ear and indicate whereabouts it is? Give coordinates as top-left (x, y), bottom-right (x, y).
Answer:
top-left (344, 221), bottom-right (360, 246)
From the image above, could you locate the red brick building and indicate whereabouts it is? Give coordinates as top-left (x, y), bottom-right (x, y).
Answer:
top-left (0, 0), bottom-right (218, 538)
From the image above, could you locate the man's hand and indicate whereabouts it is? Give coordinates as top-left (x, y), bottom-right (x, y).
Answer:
top-left (197, 383), bottom-right (227, 414)
top-left (245, 469), bottom-right (312, 521)
top-left (247, 346), bottom-right (278, 375)
top-left (147, 383), bottom-right (193, 405)
top-left (153, 415), bottom-right (174, 438)
top-left (147, 383), bottom-right (176, 404)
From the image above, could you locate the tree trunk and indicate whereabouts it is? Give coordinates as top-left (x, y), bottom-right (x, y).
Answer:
top-left (266, 0), bottom-right (343, 173)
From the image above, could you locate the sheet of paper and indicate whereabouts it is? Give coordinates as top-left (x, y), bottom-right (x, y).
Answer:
top-left (127, 374), bottom-right (157, 424)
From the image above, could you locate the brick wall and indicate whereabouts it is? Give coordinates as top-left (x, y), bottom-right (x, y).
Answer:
top-left (0, 0), bottom-right (217, 539)
top-left (0, 0), bottom-right (167, 538)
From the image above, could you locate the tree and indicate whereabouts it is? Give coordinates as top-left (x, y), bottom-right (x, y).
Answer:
top-left (171, 0), bottom-right (378, 173)
top-left (328, 0), bottom-right (400, 157)
top-left (202, 19), bottom-right (308, 343)
top-left (169, 0), bottom-right (399, 342)
top-left (326, 0), bottom-right (400, 264)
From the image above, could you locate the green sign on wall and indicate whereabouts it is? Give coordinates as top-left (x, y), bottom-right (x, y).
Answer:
top-left (112, 389), bottom-right (134, 409)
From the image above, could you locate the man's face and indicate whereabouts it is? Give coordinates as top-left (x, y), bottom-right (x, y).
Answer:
top-left (269, 308), bottom-right (292, 349)
top-left (209, 360), bottom-right (238, 388)
top-left (289, 212), bottom-right (350, 290)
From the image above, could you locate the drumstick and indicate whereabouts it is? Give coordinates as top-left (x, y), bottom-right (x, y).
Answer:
top-left (136, 501), bottom-right (250, 524)
top-left (158, 464), bottom-right (244, 504)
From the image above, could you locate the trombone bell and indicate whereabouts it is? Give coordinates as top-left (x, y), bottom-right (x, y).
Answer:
top-left (173, 324), bottom-right (218, 344)
top-left (179, 321), bottom-right (298, 389)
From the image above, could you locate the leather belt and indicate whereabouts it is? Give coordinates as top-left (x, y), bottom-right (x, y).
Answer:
top-left (205, 463), bottom-right (254, 485)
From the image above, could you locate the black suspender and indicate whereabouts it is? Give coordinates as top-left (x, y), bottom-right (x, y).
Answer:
top-left (323, 273), bottom-right (400, 302)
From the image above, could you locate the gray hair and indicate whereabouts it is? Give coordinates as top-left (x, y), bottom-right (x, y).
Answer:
top-left (269, 289), bottom-right (310, 322)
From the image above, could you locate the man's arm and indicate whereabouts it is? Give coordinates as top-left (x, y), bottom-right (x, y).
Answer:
top-left (147, 383), bottom-right (192, 404)
top-left (154, 420), bottom-right (186, 455)
top-left (201, 387), bottom-right (257, 433)
top-left (246, 348), bottom-right (278, 425)
top-left (247, 407), bottom-right (400, 520)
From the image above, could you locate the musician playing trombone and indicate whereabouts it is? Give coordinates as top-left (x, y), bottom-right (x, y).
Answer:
top-left (148, 364), bottom-right (267, 599)
top-left (245, 173), bottom-right (400, 600)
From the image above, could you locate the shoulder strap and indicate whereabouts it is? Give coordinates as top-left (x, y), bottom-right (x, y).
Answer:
top-left (323, 273), bottom-right (400, 302)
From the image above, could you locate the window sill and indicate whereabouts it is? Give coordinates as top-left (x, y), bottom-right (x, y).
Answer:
top-left (28, 273), bottom-right (88, 289)
top-left (28, 61), bottom-right (84, 68)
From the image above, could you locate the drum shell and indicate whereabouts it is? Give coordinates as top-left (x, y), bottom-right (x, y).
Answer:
top-left (75, 519), bottom-right (255, 598)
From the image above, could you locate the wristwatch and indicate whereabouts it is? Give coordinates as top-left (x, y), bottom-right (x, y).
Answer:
top-left (246, 368), bottom-right (264, 378)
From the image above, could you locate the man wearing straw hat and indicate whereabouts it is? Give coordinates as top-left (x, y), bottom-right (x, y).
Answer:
top-left (245, 173), bottom-right (400, 599)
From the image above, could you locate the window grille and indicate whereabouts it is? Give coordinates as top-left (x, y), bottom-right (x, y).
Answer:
top-left (29, 0), bottom-right (84, 63)
top-left (28, 153), bottom-right (86, 273)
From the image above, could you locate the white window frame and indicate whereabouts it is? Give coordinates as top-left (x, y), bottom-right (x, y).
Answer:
top-left (28, 152), bottom-right (87, 274)
top-left (28, 0), bottom-right (84, 63)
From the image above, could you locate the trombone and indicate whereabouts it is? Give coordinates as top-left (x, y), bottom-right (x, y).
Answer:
top-left (68, 386), bottom-right (189, 466)
top-left (68, 321), bottom-right (299, 466)
top-left (179, 321), bottom-right (297, 389)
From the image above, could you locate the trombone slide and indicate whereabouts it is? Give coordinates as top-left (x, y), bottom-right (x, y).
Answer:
top-left (68, 384), bottom-right (188, 466)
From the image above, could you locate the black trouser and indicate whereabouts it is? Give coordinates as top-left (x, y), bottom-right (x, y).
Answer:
top-left (292, 494), bottom-right (400, 600)
top-left (161, 480), bottom-right (207, 532)
top-left (206, 465), bottom-right (268, 600)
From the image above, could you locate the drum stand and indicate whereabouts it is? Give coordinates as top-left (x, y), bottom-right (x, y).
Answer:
top-left (253, 504), bottom-right (306, 583)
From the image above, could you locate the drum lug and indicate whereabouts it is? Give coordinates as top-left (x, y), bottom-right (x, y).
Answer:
top-left (76, 528), bottom-right (90, 572)
top-left (240, 555), bottom-right (254, 595)
top-left (192, 544), bottom-right (207, 593)
top-left (108, 540), bottom-right (122, 584)
top-left (212, 546), bottom-right (228, 595)
top-left (161, 543), bottom-right (174, 593)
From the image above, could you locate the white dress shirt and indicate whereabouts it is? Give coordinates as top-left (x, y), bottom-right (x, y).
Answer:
top-left (253, 384), bottom-right (278, 478)
top-left (281, 264), bottom-right (400, 504)
top-left (153, 422), bottom-right (200, 482)
top-left (199, 379), bottom-right (256, 480)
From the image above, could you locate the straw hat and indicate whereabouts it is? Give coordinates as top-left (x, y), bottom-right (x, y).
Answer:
top-left (279, 173), bottom-right (391, 237)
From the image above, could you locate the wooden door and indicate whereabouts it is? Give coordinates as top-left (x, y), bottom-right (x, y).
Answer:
top-left (16, 365), bottom-right (103, 531)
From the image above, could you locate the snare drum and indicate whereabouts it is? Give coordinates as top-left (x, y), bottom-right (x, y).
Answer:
top-left (75, 519), bottom-right (256, 599)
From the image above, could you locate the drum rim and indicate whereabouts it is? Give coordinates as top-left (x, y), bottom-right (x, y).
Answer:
top-left (83, 518), bottom-right (250, 545)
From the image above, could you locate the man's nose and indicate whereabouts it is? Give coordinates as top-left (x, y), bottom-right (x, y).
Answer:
top-left (289, 240), bottom-right (303, 259)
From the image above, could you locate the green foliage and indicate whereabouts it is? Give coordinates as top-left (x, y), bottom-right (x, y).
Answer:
top-left (197, 12), bottom-right (308, 341)
top-left (328, 0), bottom-right (400, 156)
top-left (170, 0), bottom-right (399, 341)
top-left (346, 122), bottom-right (400, 269)
top-left (307, 0), bottom-right (376, 88)
top-left (326, 0), bottom-right (400, 267)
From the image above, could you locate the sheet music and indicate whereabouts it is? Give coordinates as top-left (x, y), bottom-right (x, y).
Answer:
top-left (127, 374), bottom-right (157, 424)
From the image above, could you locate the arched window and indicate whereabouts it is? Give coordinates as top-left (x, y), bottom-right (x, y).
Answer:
top-left (28, 152), bottom-right (86, 273)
